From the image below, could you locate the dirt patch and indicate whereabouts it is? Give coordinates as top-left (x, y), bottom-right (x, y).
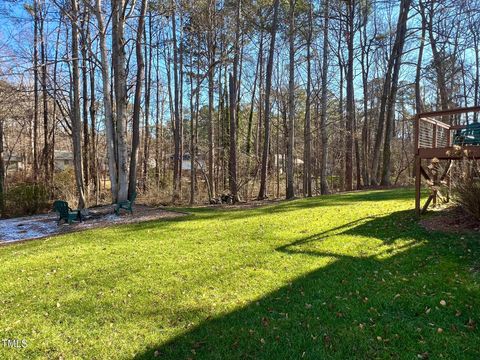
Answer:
top-left (0, 205), bottom-right (186, 245)
top-left (420, 206), bottom-right (480, 234)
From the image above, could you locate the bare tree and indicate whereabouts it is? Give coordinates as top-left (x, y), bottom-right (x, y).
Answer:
top-left (415, 0), bottom-right (427, 113)
top-left (142, 10), bottom-right (153, 193)
top-left (246, 29), bottom-right (263, 175)
top-left (381, 0), bottom-right (412, 186)
top-left (207, 0), bottom-right (216, 201)
top-left (128, 0), bottom-right (148, 200)
top-left (32, 0), bottom-right (39, 182)
top-left (171, 0), bottom-right (182, 201)
top-left (228, 0), bottom-right (241, 202)
top-left (80, 6), bottom-right (90, 192)
top-left (39, 3), bottom-right (50, 184)
top-left (111, 0), bottom-right (129, 202)
top-left (0, 110), bottom-right (4, 213)
top-left (286, 0), bottom-right (296, 200)
top-left (70, 0), bottom-right (86, 208)
top-left (258, 0), bottom-right (280, 200)
top-left (93, 0), bottom-right (118, 203)
top-left (303, 1), bottom-right (313, 198)
top-left (426, 0), bottom-right (449, 111)
top-left (344, 0), bottom-right (355, 191)
top-left (319, 0), bottom-right (330, 195)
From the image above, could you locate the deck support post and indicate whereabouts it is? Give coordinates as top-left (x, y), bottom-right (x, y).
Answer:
top-left (443, 160), bottom-right (452, 203)
top-left (447, 174), bottom-right (451, 203)
top-left (415, 155), bottom-right (421, 217)
top-left (421, 194), bottom-right (434, 214)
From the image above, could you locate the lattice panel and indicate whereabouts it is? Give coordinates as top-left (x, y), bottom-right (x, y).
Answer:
top-left (419, 121), bottom-right (433, 148)
top-left (436, 127), bottom-right (448, 147)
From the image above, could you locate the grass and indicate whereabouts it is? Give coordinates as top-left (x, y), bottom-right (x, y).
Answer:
top-left (0, 188), bottom-right (479, 359)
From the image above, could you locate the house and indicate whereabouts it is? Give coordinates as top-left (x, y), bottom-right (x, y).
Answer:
top-left (181, 153), bottom-right (207, 171)
top-left (4, 154), bottom-right (24, 173)
top-left (273, 154), bottom-right (304, 174)
top-left (2, 151), bottom-right (75, 173)
top-left (168, 153), bottom-right (207, 172)
top-left (54, 150), bottom-right (74, 171)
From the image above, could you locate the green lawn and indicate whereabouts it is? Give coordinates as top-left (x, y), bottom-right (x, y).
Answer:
top-left (0, 188), bottom-right (479, 359)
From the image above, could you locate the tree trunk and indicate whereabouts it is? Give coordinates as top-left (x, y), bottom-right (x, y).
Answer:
top-left (465, 25), bottom-right (480, 122)
top-left (189, 33), bottom-right (201, 205)
top-left (228, 73), bottom-right (238, 201)
top-left (228, 0), bottom-right (241, 202)
top-left (354, 115), bottom-right (362, 189)
top-left (286, 0), bottom-right (296, 200)
top-left (255, 39), bottom-right (264, 162)
top-left (155, 39), bottom-right (163, 188)
top-left (128, 0), bottom-right (147, 200)
top-left (39, 5), bottom-right (50, 184)
top-left (142, 11), bottom-right (153, 193)
top-left (51, 13), bottom-right (61, 186)
top-left (359, 5), bottom-right (371, 187)
top-left (303, 2), bottom-right (313, 198)
top-left (94, 0), bottom-right (118, 203)
top-left (381, 0), bottom-right (412, 186)
top-left (171, 2), bottom-right (182, 201)
top-left (320, 0), bottom-right (330, 195)
top-left (207, 0), bottom-right (216, 200)
top-left (415, 0), bottom-right (426, 114)
top-left (33, 0), bottom-right (39, 182)
top-left (426, 1), bottom-right (449, 111)
top-left (474, 27), bottom-right (480, 121)
top-left (80, 9), bottom-right (90, 192)
top-left (0, 116), bottom-right (4, 214)
top-left (178, 13), bottom-right (185, 195)
top-left (88, 23), bottom-right (98, 204)
top-left (112, 0), bottom-right (129, 202)
top-left (164, 30), bottom-right (175, 187)
top-left (371, 6), bottom-right (403, 185)
top-left (338, 37), bottom-right (345, 191)
top-left (246, 31), bottom-right (263, 171)
top-left (345, 0), bottom-right (355, 191)
top-left (70, 0), bottom-right (86, 209)
top-left (258, 0), bottom-right (280, 200)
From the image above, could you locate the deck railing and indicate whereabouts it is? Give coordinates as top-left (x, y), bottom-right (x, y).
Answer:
top-left (415, 106), bottom-right (480, 152)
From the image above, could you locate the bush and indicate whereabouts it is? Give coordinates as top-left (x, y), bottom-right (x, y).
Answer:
top-left (52, 168), bottom-right (77, 205)
top-left (4, 182), bottom-right (50, 217)
top-left (453, 159), bottom-right (480, 221)
top-left (454, 179), bottom-right (480, 221)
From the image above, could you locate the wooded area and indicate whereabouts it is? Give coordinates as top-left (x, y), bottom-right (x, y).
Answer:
top-left (0, 0), bottom-right (479, 211)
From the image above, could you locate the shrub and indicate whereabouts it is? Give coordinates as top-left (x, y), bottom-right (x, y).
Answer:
top-left (52, 168), bottom-right (77, 205)
top-left (4, 182), bottom-right (50, 217)
top-left (453, 159), bottom-right (480, 221)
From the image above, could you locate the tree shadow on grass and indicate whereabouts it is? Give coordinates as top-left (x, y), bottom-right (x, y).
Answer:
top-left (133, 210), bottom-right (480, 359)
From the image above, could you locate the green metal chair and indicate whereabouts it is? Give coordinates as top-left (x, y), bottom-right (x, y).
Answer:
top-left (453, 122), bottom-right (480, 146)
top-left (114, 192), bottom-right (136, 215)
top-left (53, 200), bottom-right (82, 225)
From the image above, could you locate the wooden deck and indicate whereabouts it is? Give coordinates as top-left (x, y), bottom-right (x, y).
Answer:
top-left (414, 106), bottom-right (480, 216)
top-left (418, 146), bottom-right (480, 159)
